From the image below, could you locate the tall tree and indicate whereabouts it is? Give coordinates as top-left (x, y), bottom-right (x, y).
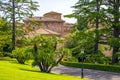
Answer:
top-left (65, 0), bottom-right (120, 64)
top-left (0, 0), bottom-right (39, 50)
top-left (72, 0), bottom-right (105, 53)
top-left (104, 0), bottom-right (120, 63)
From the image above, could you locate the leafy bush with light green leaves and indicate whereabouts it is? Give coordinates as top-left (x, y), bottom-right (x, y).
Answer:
top-left (31, 36), bottom-right (71, 73)
top-left (12, 47), bottom-right (32, 64)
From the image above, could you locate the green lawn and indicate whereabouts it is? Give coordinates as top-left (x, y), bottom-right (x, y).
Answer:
top-left (0, 57), bottom-right (87, 80)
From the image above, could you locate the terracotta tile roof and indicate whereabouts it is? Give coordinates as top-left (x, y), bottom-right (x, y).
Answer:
top-left (25, 28), bottom-right (60, 38)
top-left (35, 28), bottom-right (60, 35)
top-left (25, 17), bottom-right (65, 22)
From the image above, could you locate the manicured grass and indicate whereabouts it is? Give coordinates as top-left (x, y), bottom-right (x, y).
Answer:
top-left (0, 57), bottom-right (87, 80)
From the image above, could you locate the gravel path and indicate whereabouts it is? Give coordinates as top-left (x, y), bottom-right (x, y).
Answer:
top-left (51, 65), bottom-right (120, 80)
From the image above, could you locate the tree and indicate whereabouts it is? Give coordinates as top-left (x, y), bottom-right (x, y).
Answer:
top-left (103, 0), bottom-right (120, 64)
top-left (64, 30), bottom-right (95, 62)
top-left (0, 18), bottom-right (11, 56)
top-left (31, 36), bottom-right (70, 73)
top-left (0, 0), bottom-right (39, 50)
top-left (68, 0), bottom-right (106, 54)
top-left (72, 0), bottom-right (120, 64)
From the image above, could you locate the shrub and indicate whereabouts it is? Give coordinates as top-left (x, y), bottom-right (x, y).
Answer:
top-left (64, 56), bottom-right (78, 62)
top-left (31, 36), bottom-right (71, 73)
top-left (116, 52), bottom-right (120, 63)
top-left (84, 53), bottom-right (110, 64)
top-left (61, 61), bottom-right (120, 73)
top-left (12, 47), bottom-right (32, 64)
top-left (0, 52), bottom-right (3, 57)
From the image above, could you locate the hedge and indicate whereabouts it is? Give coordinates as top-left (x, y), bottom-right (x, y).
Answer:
top-left (60, 61), bottom-right (120, 73)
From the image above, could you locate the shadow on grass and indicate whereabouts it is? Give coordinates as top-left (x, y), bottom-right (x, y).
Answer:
top-left (0, 57), bottom-right (30, 65)
top-left (0, 57), bottom-right (15, 61)
top-left (20, 68), bottom-right (41, 73)
top-left (19, 68), bottom-right (58, 75)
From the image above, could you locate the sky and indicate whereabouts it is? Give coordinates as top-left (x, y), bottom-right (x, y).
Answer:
top-left (33, 0), bottom-right (78, 23)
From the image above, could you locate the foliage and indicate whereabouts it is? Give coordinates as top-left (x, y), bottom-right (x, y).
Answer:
top-left (61, 61), bottom-right (120, 73)
top-left (0, 0), bottom-right (39, 21)
top-left (31, 36), bottom-right (71, 73)
top-left (84, 53), bottom-right (110, 64)
top-left (0, 18), bottom-right (11, 46)
top-left (12, 47), bottom-right (32, 64)
top-left (63, 56), bottom-right (78, 62)
top-left (64, 30), bottom-right (95, 62)
top-left (65, 0), bottom-right (120, 64)
top-left (116, 52), bottom-right (120, 63)
top-left (0, 0), bottom-right (39, 50)
top-left (0, 58), bottom-right (87, 80)
top-left (108, 38), bottom-right (120, 48)
top-left (0, 18), bottom-right (11, 56)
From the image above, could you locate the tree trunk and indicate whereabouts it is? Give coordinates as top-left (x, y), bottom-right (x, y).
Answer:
top-left (112, 28), bottom-right (119, 64)
top-left (94, 0), bottom-right (99, 53)
top-left (12, 0), bottom-right (15, 50)
top-left (48, 54), bottom-right (64, 72)
top-left (112, 46), bottom-right (119, 64)
top-left (112, 0), bottom-right (119, 64)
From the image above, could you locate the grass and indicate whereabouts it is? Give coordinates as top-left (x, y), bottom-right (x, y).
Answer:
top-left (0, 57), bottom-right (87, 80)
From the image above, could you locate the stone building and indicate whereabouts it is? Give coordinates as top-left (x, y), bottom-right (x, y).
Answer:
top-left (24, 11), bottom-right (74, 37)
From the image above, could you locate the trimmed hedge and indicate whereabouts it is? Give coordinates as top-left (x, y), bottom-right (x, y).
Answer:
top-left (60, 61), bottom-right (120, 73)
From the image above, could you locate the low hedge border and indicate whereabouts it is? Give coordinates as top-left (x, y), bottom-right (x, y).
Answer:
top-left (60, 61), bottom-right (120, 73)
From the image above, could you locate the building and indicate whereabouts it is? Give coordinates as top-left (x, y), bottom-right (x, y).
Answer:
top-left (24, 11), bottom-right (74, 38)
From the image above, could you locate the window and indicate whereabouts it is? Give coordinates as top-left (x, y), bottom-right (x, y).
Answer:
top-left (31, 26), bottom-right (35, 30)
top-left (58, 26), bottom-right (61, 32)
top-left (52, 25), bottom-right (55, 31)
top-left (54, 16), bottom-right (57, 19)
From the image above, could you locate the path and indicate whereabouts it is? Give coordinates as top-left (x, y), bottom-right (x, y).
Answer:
top-left (51, 65), bottom-right (120, 80)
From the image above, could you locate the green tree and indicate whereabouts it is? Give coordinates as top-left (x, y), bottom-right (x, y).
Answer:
top-left (0, 0), bottom-right (39, 50)
top-left (66, 0), bottom-right (120, 64)
top-left (0, 18), bottom-right (11, 56)
top-left (101, 0), bottom-right (120, 64)
top-left (72, 0), bottom-right (107, 54)
top-left (31, 36), bottom-right (70, 73)
top-left (64, 30), bottom-right (95, 62)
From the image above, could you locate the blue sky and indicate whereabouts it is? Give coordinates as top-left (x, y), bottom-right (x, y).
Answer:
top-left (33, 0), bottom-right (78, 23)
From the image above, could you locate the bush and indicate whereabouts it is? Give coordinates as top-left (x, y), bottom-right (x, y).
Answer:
top-left (61, 61), bottom-right (120, 73)
top-left (12, 47), bottom-right (32, 64)
top-left (84, 53), bottom-right (110, 64)
top-left (0, 52), bottom-right (3, 57)
top-left (31, 36), bottom-right (70, 73)
top-left (116, 52), bottom-right (120, 63)
top-left (64, 56), bottom-right (78, 62)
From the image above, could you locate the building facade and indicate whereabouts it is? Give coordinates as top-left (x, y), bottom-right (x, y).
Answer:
top-left (24, 11), bottom-right (74, 37)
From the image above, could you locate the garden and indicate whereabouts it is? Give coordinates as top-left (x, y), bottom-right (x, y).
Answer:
top-left (0, 0), bottom-right (120, 80)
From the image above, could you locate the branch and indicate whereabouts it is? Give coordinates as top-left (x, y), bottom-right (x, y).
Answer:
top-left (48, 54), bottom-right (64, 72)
